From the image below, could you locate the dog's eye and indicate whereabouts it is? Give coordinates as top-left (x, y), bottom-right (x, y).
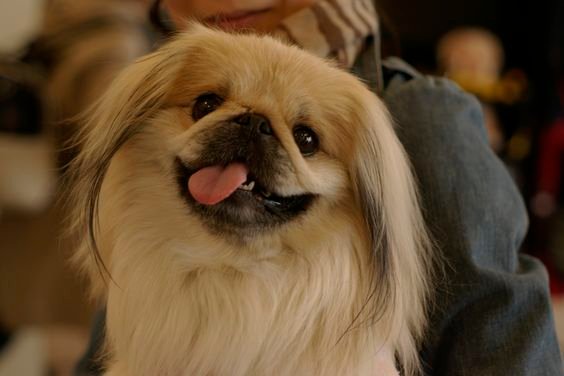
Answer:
top-left (192, 93), bottom-right (224, 120)
top-left (293, 125), bottom-right (319, 156)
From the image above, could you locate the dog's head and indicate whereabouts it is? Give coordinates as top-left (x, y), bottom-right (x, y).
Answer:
top-left (69, 24), bottom-right (433, 374)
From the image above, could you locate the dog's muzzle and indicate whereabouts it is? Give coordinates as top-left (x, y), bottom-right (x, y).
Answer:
top-left (175, 112), bottom-right (315, 234)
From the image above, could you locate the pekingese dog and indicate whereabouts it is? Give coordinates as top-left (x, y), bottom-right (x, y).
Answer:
top-left (69, 24), bottom-right (434, 376)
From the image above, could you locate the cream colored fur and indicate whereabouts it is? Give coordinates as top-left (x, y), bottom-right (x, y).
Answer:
top-left (70, 24), bottom-right (433, 376)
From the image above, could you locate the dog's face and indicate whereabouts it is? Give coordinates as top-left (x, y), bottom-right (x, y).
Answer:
top-left (168, 34), bottom-right (365, 235)
top-left (175, 100), bottom-right (320, 233)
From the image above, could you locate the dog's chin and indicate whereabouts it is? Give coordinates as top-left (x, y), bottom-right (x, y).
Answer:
top-left (175, 158), bottom-right (316, 235)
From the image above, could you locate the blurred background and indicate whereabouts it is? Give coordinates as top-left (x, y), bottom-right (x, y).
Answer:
top-left (0, 0), bottom-right (562, 375)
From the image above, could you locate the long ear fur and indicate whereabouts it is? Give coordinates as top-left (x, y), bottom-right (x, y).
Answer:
top-left (66, 31), bottom-right (199, 296)
top-left (350, 93), bottom-right (434, 376)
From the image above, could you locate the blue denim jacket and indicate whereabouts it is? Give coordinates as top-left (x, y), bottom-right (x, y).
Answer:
top-left (376, 57), bottom-right (563, 374)
top-left (76, 38), bottom-right (563, 376)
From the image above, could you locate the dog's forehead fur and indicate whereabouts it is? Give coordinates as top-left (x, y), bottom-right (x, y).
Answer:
top-left (171, 27), bottom-right (355, 98)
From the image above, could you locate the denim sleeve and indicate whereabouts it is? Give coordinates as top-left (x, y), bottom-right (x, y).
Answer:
top-left (383, 75), bottom-right (563, 375)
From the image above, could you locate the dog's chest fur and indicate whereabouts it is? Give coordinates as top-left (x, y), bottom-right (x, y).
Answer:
top-left (100, 190), bottom-right (384, 375)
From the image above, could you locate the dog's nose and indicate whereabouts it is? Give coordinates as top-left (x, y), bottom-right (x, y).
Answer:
top-left (233, 113), bottom-right (273, 135)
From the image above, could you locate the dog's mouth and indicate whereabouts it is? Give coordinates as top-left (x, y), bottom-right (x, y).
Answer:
top-left (175, 158), bottom-right (315, 231)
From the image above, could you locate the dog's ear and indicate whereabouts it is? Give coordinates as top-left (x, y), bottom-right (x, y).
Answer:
top-left (348, 93), bottom-right (433, 376)
top-left (67, 34), bottom-right (193, 292)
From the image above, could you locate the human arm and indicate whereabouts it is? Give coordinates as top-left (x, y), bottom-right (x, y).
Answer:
top-left (382, 65), bottom-right (563, 375)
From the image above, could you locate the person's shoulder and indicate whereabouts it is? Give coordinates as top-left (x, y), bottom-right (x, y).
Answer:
top-left (381, 57), bottom-right (471, 98)
top-left (380, 57), bottom-right (482, 122)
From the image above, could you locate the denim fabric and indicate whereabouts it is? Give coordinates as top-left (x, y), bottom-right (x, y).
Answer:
top-left (381, 66), bottom-right (563, 375)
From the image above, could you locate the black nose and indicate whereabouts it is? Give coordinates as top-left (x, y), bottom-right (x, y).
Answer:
top-left (233, 113), bottom-right (273, 135)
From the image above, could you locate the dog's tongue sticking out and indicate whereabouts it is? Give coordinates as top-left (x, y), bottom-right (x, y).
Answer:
top-left (188, 163), bottom-right (249, 205)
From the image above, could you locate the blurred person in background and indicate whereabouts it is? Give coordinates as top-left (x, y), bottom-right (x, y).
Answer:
top-left (69, 0), bottom-right (562, 375)
top-left (436, 27), bottom-right (527, 154)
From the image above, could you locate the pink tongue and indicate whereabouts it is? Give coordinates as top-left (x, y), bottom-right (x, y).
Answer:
top-left (188, 162), bottom-right (249, 205)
